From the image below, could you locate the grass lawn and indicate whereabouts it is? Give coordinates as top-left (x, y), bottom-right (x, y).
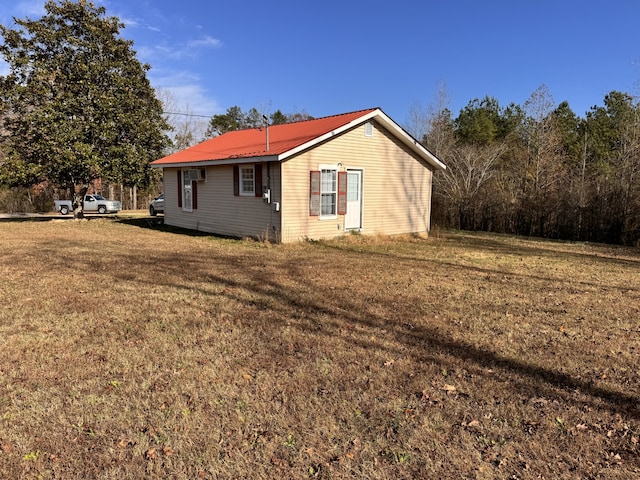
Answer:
top-left (0, 218), bottom-right (639, 479)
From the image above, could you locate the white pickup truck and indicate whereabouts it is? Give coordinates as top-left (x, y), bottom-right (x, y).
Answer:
top-left (54, 194), bottom-right (122, 215)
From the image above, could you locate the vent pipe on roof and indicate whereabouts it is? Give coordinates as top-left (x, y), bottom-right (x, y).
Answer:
top-left (263, 114), bottom-right (269, 151)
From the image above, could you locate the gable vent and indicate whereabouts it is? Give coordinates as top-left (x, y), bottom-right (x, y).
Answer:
top-left (364, 122), bottom-right (373, 137)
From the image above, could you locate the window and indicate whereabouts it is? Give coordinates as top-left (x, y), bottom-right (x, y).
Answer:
top-left (321, 168), bottom-right (337, 216)
top-left (181, 169), bottom-right (199, 211)
top-left (233, 164), bottom-right (262, 197)
top-left (240, 165), bottom-right (255, 196)
top-left (309, 166), bottom-right (347, 217)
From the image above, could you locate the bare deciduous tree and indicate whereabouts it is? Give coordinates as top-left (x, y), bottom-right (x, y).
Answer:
top-left (156, 88), bottom-right (209, 154)
top-left (437, 143), bottom-right (506, 229)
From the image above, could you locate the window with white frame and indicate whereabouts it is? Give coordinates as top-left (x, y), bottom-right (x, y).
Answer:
top-left (182, 169), bottom-right (198, 211)
top-left (309, 166), bottom-right (347, 217)
top-left (320, 167), bottom-right (337, 217)
top-left (240, 165), bottom-right (255, 196)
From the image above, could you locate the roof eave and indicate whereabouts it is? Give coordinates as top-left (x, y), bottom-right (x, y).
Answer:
top-left (151, 154), bottom-right (280, 169)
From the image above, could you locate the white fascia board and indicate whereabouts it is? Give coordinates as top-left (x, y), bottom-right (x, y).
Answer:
top-left (151, 154), bottom-right (279, 169)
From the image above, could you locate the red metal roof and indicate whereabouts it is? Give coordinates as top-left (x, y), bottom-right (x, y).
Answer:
top-left (152, 108), bottom-right (378, 165)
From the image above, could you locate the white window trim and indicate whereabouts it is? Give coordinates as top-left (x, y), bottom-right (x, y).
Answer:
top-left (319, 164), bottom-right (338, 219)
top-left (239, 165), bottom-right (255, 196)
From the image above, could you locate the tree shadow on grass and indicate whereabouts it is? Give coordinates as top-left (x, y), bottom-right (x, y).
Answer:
top-left (25, 227), bottom-right (640, 421)
top-left (398, 325), bottom-right (640, 417)
top-left (258, 272), bottom-right (640, 420)
top-left (119, 246), bottom-right (640, 421)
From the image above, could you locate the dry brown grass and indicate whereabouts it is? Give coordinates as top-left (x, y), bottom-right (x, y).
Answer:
top-left (1, 218), bottom-right (639, 479)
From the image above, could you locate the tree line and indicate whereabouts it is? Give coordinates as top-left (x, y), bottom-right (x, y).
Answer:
top-left (414, 85), bottom-right (640, 246)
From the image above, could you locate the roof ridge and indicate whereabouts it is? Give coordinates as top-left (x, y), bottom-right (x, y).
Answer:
top-left (229, 107), bottom-right (379, 133)
top-left (282, 107), bottom-right (379, 126)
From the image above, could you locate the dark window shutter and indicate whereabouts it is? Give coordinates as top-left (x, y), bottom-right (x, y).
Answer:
top-left (254, 164), bottom-right (262, 197)
top-left (192, 180), bottom-right (198, 210)
top-left (337, 171), bottom-right (347, 215)
top-left (177, 170), bottom-right (182, 208)
top-left (233, 165), bottom-right (239, 196)
top-left (309, 170), bottom-right (320, 216)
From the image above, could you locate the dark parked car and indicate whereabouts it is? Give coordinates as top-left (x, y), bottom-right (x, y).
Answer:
top-left (149, 194), bottom-right (164, 216)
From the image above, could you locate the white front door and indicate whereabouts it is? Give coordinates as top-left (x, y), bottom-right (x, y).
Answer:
top-left (345, 169), bottom-right (362, 230)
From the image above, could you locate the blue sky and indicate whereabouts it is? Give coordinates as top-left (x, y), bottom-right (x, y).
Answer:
top-left (2, 0), bottom-right (640, 124)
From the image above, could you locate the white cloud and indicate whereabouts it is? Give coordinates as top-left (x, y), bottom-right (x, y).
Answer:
top-left (119, 16), bottom-right (139, 28)
top-left (119, 15), bottom-right (162, 34)
top-left (147, 34), bottom-right (222, 62)
top-left (188, 36), bottom-right (222, 49)
top-left (151, 70), bottom-right (221, 118)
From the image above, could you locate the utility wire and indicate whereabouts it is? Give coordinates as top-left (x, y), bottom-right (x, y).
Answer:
top-left (163, 111), bottom-right (212, 118)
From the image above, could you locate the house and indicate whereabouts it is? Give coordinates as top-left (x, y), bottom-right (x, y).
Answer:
top-left (150, 108), bottom-right (446, 243)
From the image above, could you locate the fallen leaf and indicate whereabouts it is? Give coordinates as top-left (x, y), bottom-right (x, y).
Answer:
top-left (117, 437), bottom-right (131, 448)
top-left (162, 445), bottom-right (174, 456)
top-left (467, 420), bottom-right (481, 429)
top-left (442, 384), bottom-right (457, 393)
top-left (145, 448), bottom-right (157, 459)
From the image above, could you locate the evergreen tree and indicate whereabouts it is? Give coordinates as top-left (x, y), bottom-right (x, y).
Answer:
top-left (205, 106), bottom-right (247, 137)
top-left (205, 106), bottom-right (313, 138)
top-left (0, 0), bottom-right (170, 216)
top-left (269, 110), bottom-right (288, 125)
top-left (584, 91), bottom-right (640, 243)
top-left (454, 96), bottom-right (522, 146)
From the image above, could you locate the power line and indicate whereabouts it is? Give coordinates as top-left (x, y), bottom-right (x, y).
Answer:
top-left (163, 111), bottom-right (212, 118)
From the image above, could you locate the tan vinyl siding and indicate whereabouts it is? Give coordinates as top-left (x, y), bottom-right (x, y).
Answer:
top-left (163, 164), bottom-right (281, 240)
top-left (280, 121), bottom-right (433, 243)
